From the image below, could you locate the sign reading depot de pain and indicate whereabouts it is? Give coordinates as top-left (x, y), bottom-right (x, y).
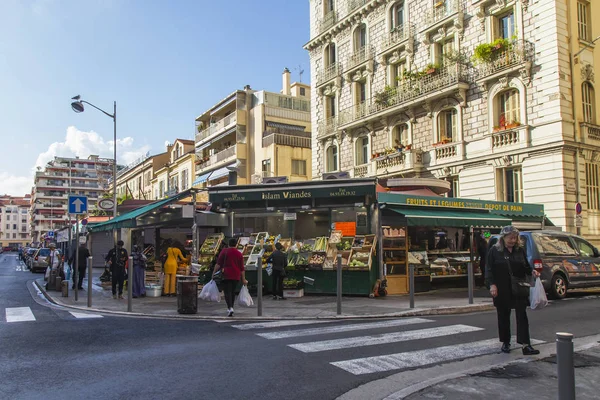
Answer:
top-left (378, 192), bottom-right (544, 216)
top-left (210, 183), bottom-right (374, 204)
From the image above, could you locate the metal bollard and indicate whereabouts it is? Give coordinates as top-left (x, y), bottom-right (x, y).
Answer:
top-left (467, 262), bottom-right (474, 305)
top-left (128, 256), bottom-right (133, 312)
top-left (257, 257), bottom-right (263, 317)
top-left (87, 256), bottom-right (93, 308)
top-left (557, 332), bottom-right (576, 400)
top-left (337, 254), bottom-right (342, 315)
top-left (409, 264), bottom-right (415, 309)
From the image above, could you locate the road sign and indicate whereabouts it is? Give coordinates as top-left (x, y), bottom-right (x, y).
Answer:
top-left (576, 202), bottom-right (582, 215)
top-left (575, 215), bottom-right (583, 227)
top-left (81, 218), bottom-right (88, 226)
top-left (98, 198), bottom-right (115, 210)
top-left (68, 195), bottom-right (88, 214)
top-left (47, 231), bottom-right (54, 238)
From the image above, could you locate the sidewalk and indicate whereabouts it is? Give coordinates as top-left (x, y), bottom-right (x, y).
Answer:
top-left (34, 269), bottom-right (494, 320)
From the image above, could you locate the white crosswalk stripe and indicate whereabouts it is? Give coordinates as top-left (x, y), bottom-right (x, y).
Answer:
top-left (331, 337), bottom-right (545, 375)
top-left (235, 318), bottom-right (545, 376)
top-left (256, 318), bottom-right (433, 339)
top-left (69, 312), bottom-right (103, 319)
top-left (5, 307), bottom-right (36, 322)
top-left (289, 324), bottom-right (484, 353)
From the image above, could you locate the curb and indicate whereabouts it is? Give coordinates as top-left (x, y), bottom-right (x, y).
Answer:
top-left (33, 280), bottom-right (495, 321)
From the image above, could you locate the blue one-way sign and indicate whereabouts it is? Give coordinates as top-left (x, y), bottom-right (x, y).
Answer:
top-left (68, 195), bottom-right (88, 214)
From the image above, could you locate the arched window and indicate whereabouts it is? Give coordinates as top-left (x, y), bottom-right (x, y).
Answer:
top-left (582, 82), bottom-right (595, 123)
top-left (390, 1), bottom-right (404, 31)
top-left (354, 23), bottom-right (367, 51)
top-left (326, 145), bottom-right (338, 172)
top-left (324, 43), bottom-right (336, 67)
top-left (392, 124), bottom-right (409, 147)
top-left (355, 137), bottom-right (369, 166)
top-left (437, 109), bottom-right (457, 142)
top-left (496, 89), bottom-right (520, 127)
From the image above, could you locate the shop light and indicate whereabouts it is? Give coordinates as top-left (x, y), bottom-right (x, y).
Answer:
top-left (301, 205), bottom-right (310, 210)
top-left (308, 212), bottom-right (314, 215)
top-left (266, 207), bottom-right (275, 211)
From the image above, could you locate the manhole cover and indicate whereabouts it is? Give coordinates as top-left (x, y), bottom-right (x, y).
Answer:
top-left (474, 364), bottom-right (536, 379)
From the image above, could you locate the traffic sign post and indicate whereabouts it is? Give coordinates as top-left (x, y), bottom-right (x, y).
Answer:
top-left (47, 231), bottom-right (54, 239)
top-left (575, 203), bottom-right (582, 215)
top-left (68, 195), bottom-right (88, 215)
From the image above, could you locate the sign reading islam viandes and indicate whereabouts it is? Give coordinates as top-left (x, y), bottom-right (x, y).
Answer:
top-left (210, 185), bottom-right (375, 204)
top-left (377, 193), bottom-right (544, 216)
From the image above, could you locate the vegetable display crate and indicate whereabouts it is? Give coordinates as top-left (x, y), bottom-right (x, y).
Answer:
top-left (283, 289), bottom-right (304, 298)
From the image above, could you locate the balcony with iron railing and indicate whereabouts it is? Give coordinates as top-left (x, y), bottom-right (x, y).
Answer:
top-left (338, 62), bottom-right (472, 128)
top-left (318, 10), bottom-right (338, 33)
top-left (262, 133), bottom-right (311, 149)
top-left (425, 0), bottom-right (461, 27)
top-left (476, 40), bottom-right (535, 80)
top-left (195, 144), bottom-right (245, 173)
top-left (317, 1), bottom-right (372, 35)
top-left (195, 112), bottom-right (237, 144)
top-left (316, 118), bottom-right (338, 140)
top-left (347, 45), bottom-right (373, 72)
top-left (316, 62), bottom-right (341, 86)
top-left (381, 24), bottom-right (415, 53)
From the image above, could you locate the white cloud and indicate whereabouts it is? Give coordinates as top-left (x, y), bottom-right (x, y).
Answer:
top-left (0, 126), bottom-right (151, 196)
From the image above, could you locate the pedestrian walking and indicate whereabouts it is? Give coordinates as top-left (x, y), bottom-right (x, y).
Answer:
top-left (486, 225), bottom-right (540, 355)
top-left (267, 242), bottom-right (287, 300)
top-left (212, 238), bottom-right (247, 317)
top-left (105, 240), bottom-right (129, 299)
top-left (69, 243), bottom-right (90, 290)
top-left (131, 245), bottom-right (147, 298)
top-left (163, 239), bottom-right (185, 297)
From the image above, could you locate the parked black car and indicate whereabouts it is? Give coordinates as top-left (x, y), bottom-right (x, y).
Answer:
top-left (488, 230), bottom-right (600, 299)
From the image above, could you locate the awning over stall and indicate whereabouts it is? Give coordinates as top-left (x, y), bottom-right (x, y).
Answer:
top-left (192, 171), bottom-right (212, 186)
top-left (388, 206), bottom-right (512, 228)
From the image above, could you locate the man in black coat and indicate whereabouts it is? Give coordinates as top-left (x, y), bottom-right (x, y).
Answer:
top-left (69, 243), bottom-right (91, 290)
top-left (105, 240), bottom-right (129, 299)
top-left (267, 243), bottom-right (287, 300)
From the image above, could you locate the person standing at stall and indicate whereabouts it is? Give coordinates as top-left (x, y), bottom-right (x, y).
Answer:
top-left (268, 242), bottom-right (287, 300)
top-left (69, 243), bottom-right (90, 290)
top-left (213, 238), bottom-right (247, 317)
top-left (131, 245), bottom-right (147, 298)
top-left (163, 239), bottom-right (185, 297)
top-left (105, 240), bottom-right (129, 300)
top-left (486, 226), bottom-right (540, 355)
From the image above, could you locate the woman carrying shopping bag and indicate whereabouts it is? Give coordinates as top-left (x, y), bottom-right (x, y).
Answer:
top-left (486, 226), bottom-right (540, 355)
top-left (212, 238), bottom-right (247, 317)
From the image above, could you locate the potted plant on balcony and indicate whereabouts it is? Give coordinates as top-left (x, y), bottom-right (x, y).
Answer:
top-left (505, 120), bottom-right (521, 129)
top-left (405, 144), bottom-right (412, 150)
top-left (425, 63), bottom-right (439, 75)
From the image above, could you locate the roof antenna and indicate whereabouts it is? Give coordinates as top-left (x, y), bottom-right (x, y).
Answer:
top-left (295, 64), bottom-right (305, 83)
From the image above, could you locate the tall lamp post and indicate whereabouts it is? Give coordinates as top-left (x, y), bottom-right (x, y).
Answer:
top-left (70, 96), bottom-right (118, 246)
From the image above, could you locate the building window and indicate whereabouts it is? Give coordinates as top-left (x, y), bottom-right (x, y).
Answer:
top-left (497, 167), bottom-right (523, 203)
top-left (159, 181), bottom-right (165, 198)
top-left (13, 224), bottom-right (17, 230)
top-left (324, 0), bottom-right (334, 13)
top-left (324, 43), bottom-right (336, 67)
top-left (586, 163), bottom-right (600, 209)
top-left (496, 11), bottom-right (515, 40)
top-left (582, 82), bottom-right (595, 123)
top-left (437, 109), bottom-right (457, 142)
top-left (12, 233), bottom-right (16, 239)
top-left (355, 137), bottom-right (369, 166)
top-left (355, 81), bottom-right (367, 105)
top-left (437, 37), bottom-right (454, 65)
top-left (326, 145), bottom-right (338, 172)
top-left (578, 1), bottom-right (591, 41)
top-left (392, 124), bottom-right (410, 147)
top-left (391, 61), bottom-right (406, 86)
top-left (390, 1), bottom-right (405, 31)
top-left (354, 23), bottom-right (367, 51)
top-left (497, 89), bottom-right (520, 128)
top-left (326, 95), bottom-right (336, 118)
top-left (445, 176), bottom-right (460, 198)
top-left (300, 87), bottom-right (306, 96)
top-left (262, 159), bottom-right (272, 177)
top-left (291, 160), bottom-right (307, 176)
top-left (181, 169), bottom-right (189, 190)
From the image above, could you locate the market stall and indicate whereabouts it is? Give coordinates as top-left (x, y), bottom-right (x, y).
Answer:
top-left (377, 192), bottom-right (547, 294)
top-left (208, 179), bottom-right (379, 296)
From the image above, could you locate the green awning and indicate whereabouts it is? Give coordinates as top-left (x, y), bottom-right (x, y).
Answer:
top-left (89, 191), bottom-right (191, 232)
top-left (388, 206), bottom-right (512, 228)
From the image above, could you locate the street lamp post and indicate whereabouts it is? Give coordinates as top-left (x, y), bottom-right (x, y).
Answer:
top-left (70, 96), bottom-right (118, 247)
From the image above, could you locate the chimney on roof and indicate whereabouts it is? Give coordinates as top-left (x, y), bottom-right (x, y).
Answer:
top-left (244, 84), bottom-right (251, 91)
top-left (282, 67), bottom-right (291, 96)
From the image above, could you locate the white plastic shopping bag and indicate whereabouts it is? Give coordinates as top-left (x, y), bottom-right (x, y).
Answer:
top-left (199, 280), bottom-right (221, 303)
top-left (45, 266), bottom-right (51, 280)
top-left (530, 277), bottom-right (548, 310)
top-left (237, 285), bottom-right (254, 307)
top-left (266, 264), bottom-right (273, 276)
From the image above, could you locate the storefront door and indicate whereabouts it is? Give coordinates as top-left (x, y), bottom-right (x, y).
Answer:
top-left (382, 227), bottom-right (408, 294)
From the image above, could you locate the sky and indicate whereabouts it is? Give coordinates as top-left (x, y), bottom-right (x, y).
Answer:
top-left (0, 0), bottom-right (310, 197)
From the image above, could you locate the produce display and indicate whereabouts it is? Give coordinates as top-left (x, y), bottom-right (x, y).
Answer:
top-left (283, 278), bottom-right (303, 289)
top-left (329, 230), bottom-right (342, 244)
top-left (336, 238), bottom-right (353, 251)
top-left (301, 243), bottom-right (313, 252)
top-left (196, 234), bottom-right (224, 272)
top-left (349, 259), bottom-right (368, 267)
top-left (309, 254), bottom-right (325, 265)
top-left (313, 237), bottom-right (328, 252)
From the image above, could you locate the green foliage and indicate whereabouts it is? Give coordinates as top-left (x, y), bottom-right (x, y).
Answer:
top-left (472, 38), bottom-right (512, 64)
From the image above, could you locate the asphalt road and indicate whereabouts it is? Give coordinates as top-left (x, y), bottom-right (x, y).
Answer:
top-left (1, 251), bottom-right (599, 400)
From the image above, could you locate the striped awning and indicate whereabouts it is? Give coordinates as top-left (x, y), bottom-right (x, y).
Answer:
top-left (265, 121), bottom-right (306, 131)
top-left (192, 172), bottom-right (212, 186)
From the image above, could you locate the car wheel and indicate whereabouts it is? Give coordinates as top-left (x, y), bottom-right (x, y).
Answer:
top-left (550, 273), bottom-right (568, 299)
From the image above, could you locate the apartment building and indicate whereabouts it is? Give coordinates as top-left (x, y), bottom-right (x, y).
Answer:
top-left (306, 0), bottom-right (600, 242)
top-left (30, 155), bottom-right (114, 243)
top-left (114, 151), bottom-right (169, 201)
top-left (152, 139), bottom-right (196, 199)
top-left (193, 69), bottom-right (312, 188)
top-left (0, 195), bottom-right (31, 249)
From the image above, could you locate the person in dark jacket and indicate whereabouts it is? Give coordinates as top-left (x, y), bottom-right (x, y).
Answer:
top-left (486, 226), bottom-right (540, 355)
top-left (69, 243), bottom-right (91, 290)
top-left (267, 242), bottom-right (287, 300)
top-left (131, 245), bottom-right (147, 298)
top-left (105, 240), bottom-right (129, 299)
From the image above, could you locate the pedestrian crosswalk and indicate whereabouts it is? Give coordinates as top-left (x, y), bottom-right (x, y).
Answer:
top-left (227, 318), bottom-right (544, 376)
top-left (2, 306), bottom-right (104, 323)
